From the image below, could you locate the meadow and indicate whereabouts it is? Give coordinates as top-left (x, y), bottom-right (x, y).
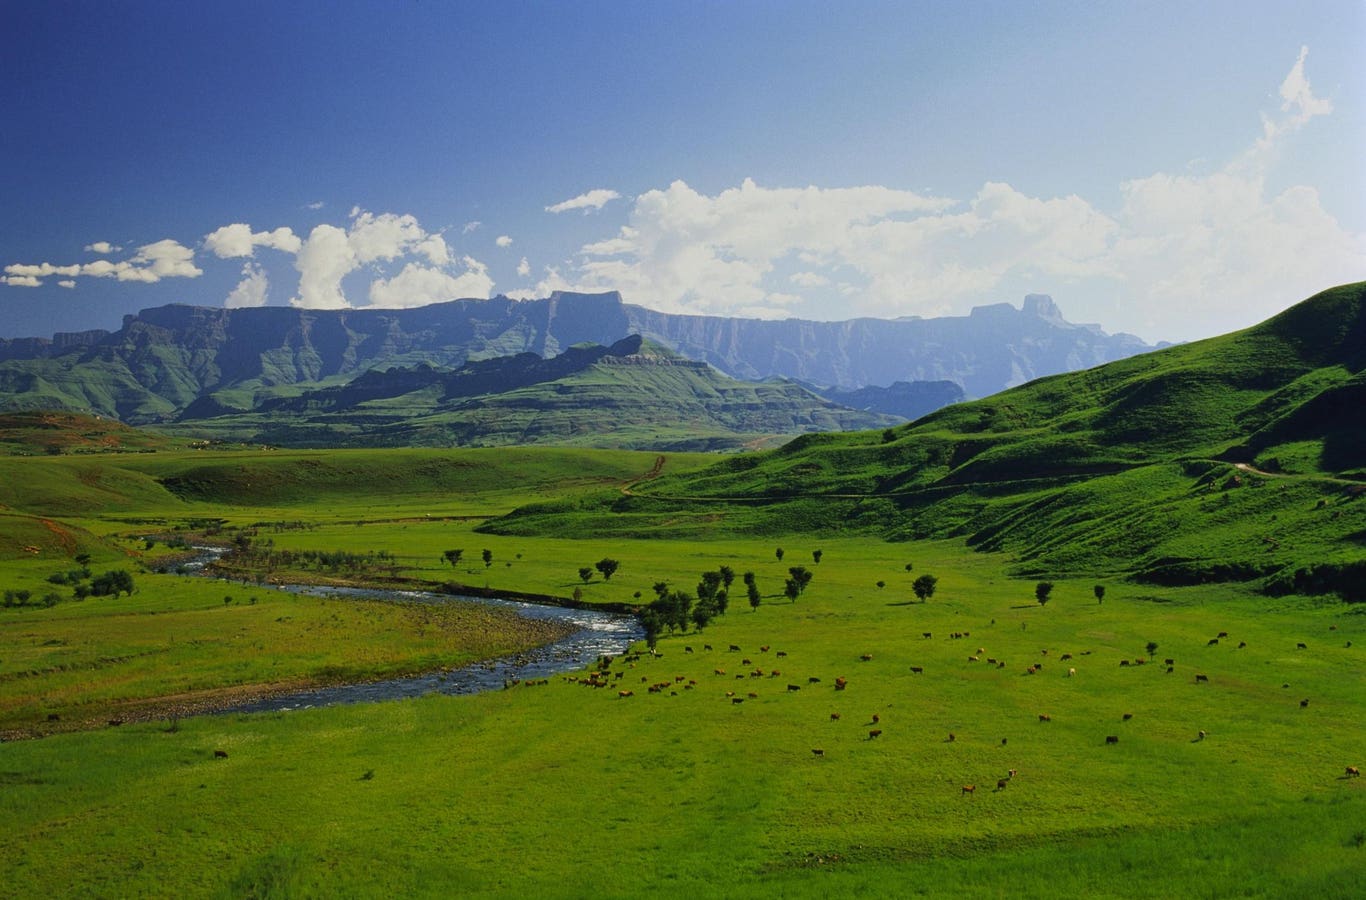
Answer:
top-left (0, 446), bottom-right (1362, 897)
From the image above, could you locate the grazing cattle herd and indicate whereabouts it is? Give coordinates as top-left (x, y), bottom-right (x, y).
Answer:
top-left (542, 616), bottom-right (1358, 797)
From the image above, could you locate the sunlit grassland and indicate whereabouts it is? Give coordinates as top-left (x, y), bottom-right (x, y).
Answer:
top-left (0, 445), bottom-right (1363, 896)
top-left (1, 557), bottom-right (1362, 897)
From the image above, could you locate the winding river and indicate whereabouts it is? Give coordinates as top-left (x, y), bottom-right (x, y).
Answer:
top-left (183, 549), bottom-right (644, 715)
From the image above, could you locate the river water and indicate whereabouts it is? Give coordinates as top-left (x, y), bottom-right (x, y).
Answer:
top-left (183, 549), bottom-right (643, 714)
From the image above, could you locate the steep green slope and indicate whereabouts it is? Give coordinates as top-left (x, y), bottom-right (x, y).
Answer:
top-left (487, 283), bottom-right (1366, 597)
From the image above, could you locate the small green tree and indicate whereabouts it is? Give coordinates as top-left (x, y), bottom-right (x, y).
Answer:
top-left (812, 549), bottom-right (823, 564)
top-left (595, 558), bottom-right (620, 581)
top-left (788, 565), bottom-right (813, 595)
top-left (719, 565), bottom-right (735, 590)
top-left (784, 578), bottom-right (800, 602)
top-left (578, 567), bottom-right (593, 584)
top-left (1035, 582), bottom-right (1054, 606)
top-left (912, 574), bottom-right (938, 602)
top-left (1094, 584), bottom-right (1106, 604)
top-left (876, 580), bottom-right (886, 590)
top-left (747, 579), bottom-right (761, 611)
top-left (482, 549), bottom-right (493, 568)
top-left (443, 549), bottom-right (464, 567)
top-left (691, 601), bottom-right (715, 632)
top-left (640, 609), bottom-right (663, 650)
top-left (1145, 640), bottom-right (1159, 659)
top-left (904, 562), bottom-right (914, 573)
top-left (775, 547), bottom-right (784, 562)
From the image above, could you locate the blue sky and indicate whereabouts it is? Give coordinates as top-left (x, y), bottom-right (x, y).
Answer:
top-left (2, 1), bottom-right (1362, 344)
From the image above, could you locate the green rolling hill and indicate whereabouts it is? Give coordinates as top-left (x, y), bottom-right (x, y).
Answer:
top-left (487, 282), bottom-right (1366, 599)
top-left (160, 335), bottom-right (901, 450)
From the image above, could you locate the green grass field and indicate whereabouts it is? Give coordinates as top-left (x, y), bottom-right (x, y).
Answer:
top-left (1, 445), bottom-right (1362, 897)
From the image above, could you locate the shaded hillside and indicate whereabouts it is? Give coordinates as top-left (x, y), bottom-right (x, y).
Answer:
top-left (164, 336), bottom-right (900, 451)
top-left (800, 379), bottom-right (966, 420)
top-left (486, 282), bottom-right (1366, 599)
top-left (0, 291), bottom-right (1154, 424)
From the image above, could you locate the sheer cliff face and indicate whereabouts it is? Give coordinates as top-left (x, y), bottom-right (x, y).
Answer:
top-left (0, 290), bottom-right (1154, 421)
top-left (617, 294), bottom-right (1152, 398)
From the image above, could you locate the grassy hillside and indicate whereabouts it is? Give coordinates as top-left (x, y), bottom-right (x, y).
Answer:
top-left (162, 337), bottom-right (898, 450)
top-left (487, 283), bottom-right (1366, 597)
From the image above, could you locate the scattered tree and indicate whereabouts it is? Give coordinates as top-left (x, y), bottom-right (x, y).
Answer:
top-left (482, 549), bottom-right (493, 568)
top-left (1146, 640), bottom-right (1159, 659)
top-left (41, 592), bottom-right (61, 608)
top-left (747, 578), bottom-right (761, 611)
top-left (718, 565), bottom-right (735, 590)
top-left (876, 580), bottom-right (886, 590)
top-left (443, 549), bottom-right (464, 567)
top-left (904, 563), bottom-right (914, 573)
top-left (595, 558), bottom-right (620, 581)
top-left (812, 549), bottom-right (823, 564)
top-left (1035, 582), bottom-right (1054, 606)
top-left (1094, 584), bottom-right (1106, 604)
top-left (572, 586), bottom-right (583, 602)
top-left (784, 578), bottom-right (801, 602)
top-left (912, 574), bottom-right (938, 602)
top-left (90, 570), bottom-right (134, 597)
top-left (640, 609), bottom-right (663, 650)
top-left (578, 567), bottom-right (593, 584)
top-left (788, 565), bottom-right (813, 595)
top-left (775, 547), bottom-right (784, 562)
top-left (882, 428), bottom-right (897, 443)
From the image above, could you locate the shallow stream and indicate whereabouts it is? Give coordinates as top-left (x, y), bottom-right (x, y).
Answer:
top-left (183, 548), bottom-right (643, 714)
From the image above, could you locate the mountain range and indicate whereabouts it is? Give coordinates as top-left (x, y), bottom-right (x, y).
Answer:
top-left (0, 291), bottom-right (1154, 427)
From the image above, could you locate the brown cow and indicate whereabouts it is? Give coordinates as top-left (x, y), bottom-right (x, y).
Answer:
top-left (1164, 658), bottom-right (1175, 666)
top-left (618, 690), bottom-right (634, 698)
top-left (1038, 714), bottom-right (1051, 722)
top-left (1217, 631), bottom-right (1229, 638)
top-left (1207, 638), bottom-right (1219, 646)
top-left (830, 712), bottom-right (841, 721)
top-left (808, 676), bottom-right (822, 684)
top-left (868, 729), bottom-right (882, 739)
top-left (1297, 642), bottom-right (1307, 650)
top-left (1346, 766), bottom-right (1360, 777)
top-left (860, 654), bottom-right (873, 662)
top-left (995, 779), bottom-right (1008, 791)
top-left (961, 784), bottom-right (976, 795)
top-left (213, 749), bottom-right (229, 759)
top-left (812, 748), bottom-right (824, 757)
top-left (871, 713), bottom-right (880, 724)
top-left (946, 732), bottom-right (956, 743)
top-left (835, 677), bottom-right (848, 690)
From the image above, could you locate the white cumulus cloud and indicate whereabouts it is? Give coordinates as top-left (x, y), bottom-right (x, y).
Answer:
top-left (204, 224), bottom-right (301, 258)
top-left (83, 241), bottom-right (121, 254)
top-left (517, 257), bottom-right (531, 278)
top-left (289, 209), bottom-right (494, 310)
top-left (58, 280), bottom-right (76, 289)
top-left (225, 262), bottom-right (270, 308)
top-left (496, 235), bottom-right (512, 248)
top-left (546, 189), bottom-right (621, 214)
top-left (368, 258), bottom-right (494, 308)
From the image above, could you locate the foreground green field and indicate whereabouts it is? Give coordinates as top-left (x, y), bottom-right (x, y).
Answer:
top-left (0, 445), bottom-right (1363, 896)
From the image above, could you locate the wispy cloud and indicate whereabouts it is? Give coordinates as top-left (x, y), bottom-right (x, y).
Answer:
top-left (538, 48), bottom-right (1361, 338)
top-left (545, 189), bottom-right (621, 214)
top-left (83, 241), bottom-right (121, 254)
